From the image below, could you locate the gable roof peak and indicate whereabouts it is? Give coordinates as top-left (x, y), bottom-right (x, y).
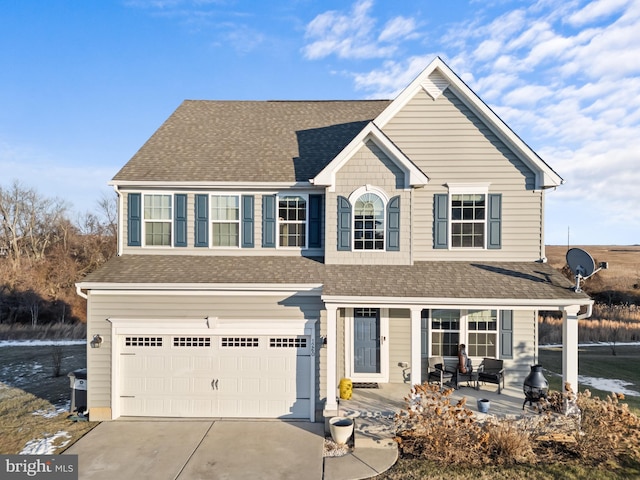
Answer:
top-left (374, 57), bottom-right (564, 189)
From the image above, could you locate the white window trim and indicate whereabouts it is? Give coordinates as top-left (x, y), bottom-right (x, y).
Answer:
top-left (142, 192), bottom-right (173, 248)
top-left (209, 193), bottom-right (241, 249)
top-left (276, 193), bottom-right (309, 249)
top-left (447, 183), bottom-right (491, 251)
top-left (344, 307), bottom-right (389, 383)
top-left (348, 185), bottom-right (389, 252)
top-left (425, 309), bottom-right (500, 360)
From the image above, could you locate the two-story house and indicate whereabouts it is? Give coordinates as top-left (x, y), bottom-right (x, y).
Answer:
top-left (77, 57), bottom-right (592, 422)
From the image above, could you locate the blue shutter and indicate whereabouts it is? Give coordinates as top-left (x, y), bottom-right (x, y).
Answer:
top-left (488, 193), bottom-right (502, 249)
top-left (308, 194), bottom-right (322, 249)
top-left (433, 194), bottom-right (448, 249)
top-left (262, 195), bottom-right (276, 248)
top-left (500, 310), bottom-right (513, 359)
top-left (386, 195), bottom-right (400, 251)
top-left (337, 196), bottom-right (351, 251)
top-left (174, 194), bottom-right (187, 247)
top-left (127, 193), bottom-right (141, 247)
top-left (194, 194), bottom-right (209, 247)
top-left (241, 195), bottom-right (255, 248)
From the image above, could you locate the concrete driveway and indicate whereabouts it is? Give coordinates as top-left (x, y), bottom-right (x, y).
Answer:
top-left (64, 419), bottom-right (324, 480)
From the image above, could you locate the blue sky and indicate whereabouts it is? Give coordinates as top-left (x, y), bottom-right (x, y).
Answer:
top-left (1, 0), bottom-right (638, 245)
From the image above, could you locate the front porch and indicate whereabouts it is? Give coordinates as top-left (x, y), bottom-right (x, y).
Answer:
top-left (335, 381), bottom-right (546, 446)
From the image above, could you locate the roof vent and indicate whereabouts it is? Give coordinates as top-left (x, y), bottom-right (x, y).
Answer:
top-left (421, 70), bottom-right (449, 100)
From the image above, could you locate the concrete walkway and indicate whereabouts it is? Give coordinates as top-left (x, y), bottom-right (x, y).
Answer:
top-left (65, 419), bottom-right (324, 480)
top-left (323, 384), bottom-right (403, 480)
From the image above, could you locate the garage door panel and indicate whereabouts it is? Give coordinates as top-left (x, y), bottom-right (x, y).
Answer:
top-left (119, 334), bottom-right (312, 418)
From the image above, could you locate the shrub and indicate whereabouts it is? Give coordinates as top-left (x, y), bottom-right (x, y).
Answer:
top-left (394, 383), bottom-right (534, 466)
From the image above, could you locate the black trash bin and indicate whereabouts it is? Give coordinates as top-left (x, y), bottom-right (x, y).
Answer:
top-left (68, 368), bottom-right (87, 414)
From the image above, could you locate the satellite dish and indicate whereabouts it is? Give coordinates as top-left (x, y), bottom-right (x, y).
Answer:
top-left (566, 248), bottom-right (596, 278)
top-left (566, 247), bottom-right (607, 292)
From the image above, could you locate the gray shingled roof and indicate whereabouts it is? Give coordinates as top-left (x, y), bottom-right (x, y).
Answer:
top-left (112, 100), bottom-right (391, 183)
top-left (79, 255), bottom-right (589, 303)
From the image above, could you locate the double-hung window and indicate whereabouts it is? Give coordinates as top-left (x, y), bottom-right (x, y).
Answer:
top-left (435, 184), bottom-right (501, 250)
top-left (278, 195), bottom-right (307, 247)
top-left (467, 309), bottom-right (498, 357)
top-left (211, 195), bottom-right (240, 247)
top-left (429, 309), bottom-right (460, 357)
top-left (143, 194), bottom-right (172, 246)
top-left (354, 193), bottom-right (384, 250)
top-left (423, 309), bottom-right (498, 358)
top-left (451, 194), bottom-right (486, 248)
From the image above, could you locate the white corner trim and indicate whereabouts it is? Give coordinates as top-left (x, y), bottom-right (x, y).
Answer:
top-left (312, 122), bottom-right (428, 191)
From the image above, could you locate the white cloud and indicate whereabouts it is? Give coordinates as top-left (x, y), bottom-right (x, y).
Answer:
top-left (567, 0), bottom-right (633, 26)
top-left (302, 0), bottom-right (420, 60)
top-left (378, 16), bottom-right (417, 42)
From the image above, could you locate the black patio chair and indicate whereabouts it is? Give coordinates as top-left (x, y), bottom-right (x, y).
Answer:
top-left (477, 358), bottom-right (505, 393)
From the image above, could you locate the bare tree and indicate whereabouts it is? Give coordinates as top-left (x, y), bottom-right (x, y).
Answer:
top-left (0, 180), bottom-right (68, 265)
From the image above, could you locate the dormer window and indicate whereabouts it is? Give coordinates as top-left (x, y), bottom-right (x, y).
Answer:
top-left (354, 193), bottom-right (384, 250)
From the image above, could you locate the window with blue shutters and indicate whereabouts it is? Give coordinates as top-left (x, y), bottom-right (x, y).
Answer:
top-left (338, 188), bottom-right (401, 252)
top-left (433, 190), bottom-right (502, 250)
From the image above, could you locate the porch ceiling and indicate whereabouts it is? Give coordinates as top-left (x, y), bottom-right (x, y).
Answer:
top-left (79, 255), bottom-right (589, 305)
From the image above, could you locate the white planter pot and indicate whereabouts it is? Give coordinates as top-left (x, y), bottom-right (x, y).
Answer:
top-left (329, 417), bottom-right (354, 445)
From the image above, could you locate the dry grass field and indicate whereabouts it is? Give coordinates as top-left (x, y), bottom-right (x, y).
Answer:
top-left (545, 245), bottom-right (640, 303)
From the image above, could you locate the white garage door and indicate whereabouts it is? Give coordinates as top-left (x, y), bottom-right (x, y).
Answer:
top-left (118, 334), bottom-right (312, 419)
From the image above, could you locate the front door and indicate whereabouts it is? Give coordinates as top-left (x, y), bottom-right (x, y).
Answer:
top-left (354, 308), bottom-right (380, 374)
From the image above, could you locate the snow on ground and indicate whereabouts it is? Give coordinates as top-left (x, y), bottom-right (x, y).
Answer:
top-left (33, 404), bottom-right (70, 418)
top-left (20, 431), bottom-right (71, 455)
top-left (0, 339), bottom-right (84, 348)
top-left (578, 376), bottom-right (640, 397)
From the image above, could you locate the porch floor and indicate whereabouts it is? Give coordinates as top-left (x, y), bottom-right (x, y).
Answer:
top-left (337, 381), bottom-right (542, 446)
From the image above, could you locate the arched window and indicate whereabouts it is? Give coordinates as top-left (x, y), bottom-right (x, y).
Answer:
top-left (354, 193), bottom-right (384, 250)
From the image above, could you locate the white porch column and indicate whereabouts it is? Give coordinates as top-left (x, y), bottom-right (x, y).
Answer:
top-left (410, 307), bottom-right (422, 386)
top-left (562, 305), bottom-right (581, 394)
top-left (324, 306), bottom-right (338, 414)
